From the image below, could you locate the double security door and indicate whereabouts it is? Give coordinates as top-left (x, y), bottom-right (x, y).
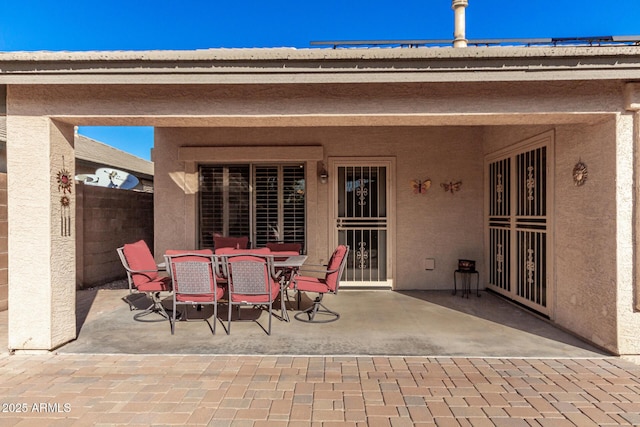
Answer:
top-left (486, 132), bottom-right (553, 316)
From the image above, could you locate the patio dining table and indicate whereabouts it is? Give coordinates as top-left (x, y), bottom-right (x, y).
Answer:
top-left (273, 254), bottom-right (307, 322)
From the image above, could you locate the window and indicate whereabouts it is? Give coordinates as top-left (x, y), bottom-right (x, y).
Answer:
top-left (199, 164), bottom-right (305, 250)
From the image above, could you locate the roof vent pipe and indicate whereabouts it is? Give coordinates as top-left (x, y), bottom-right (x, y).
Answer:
top-left (452, 0), bottom-right (469, 47)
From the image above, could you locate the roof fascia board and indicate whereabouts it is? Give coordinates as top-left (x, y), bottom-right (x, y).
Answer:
top-left (2, 69), bottom-right (640, 85)
top-left (2, 47), bottom-right (640, 84)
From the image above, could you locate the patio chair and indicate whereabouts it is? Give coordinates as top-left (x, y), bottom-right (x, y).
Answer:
top-left (164, 251), bottom-right (225, 335)
top-left (222, 253), bottom-right (281, 335)
top-left (292, 245), bottom-right (350, 323)
top-left (117, 240), bottom-right (172, 322)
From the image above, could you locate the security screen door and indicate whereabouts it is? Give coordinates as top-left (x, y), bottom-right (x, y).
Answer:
top-left (331, 159), bottom-right (394, 288)
top-left (486, 132), bottom-right (553, 316)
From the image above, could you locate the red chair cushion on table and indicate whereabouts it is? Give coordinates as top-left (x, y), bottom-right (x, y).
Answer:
top-left (215, 247), bottom-right (271, 255)
top-left (214, 236), bottom-right (249, 250)
top-left (165, 249), bottom-right (213, 256)
top-left (122, 240), bottom-right (159, 287)
top-left (266, 242), bottom-right (302, 253)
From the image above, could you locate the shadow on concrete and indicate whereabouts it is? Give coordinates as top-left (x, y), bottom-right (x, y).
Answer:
top-left (397, 290), bottom-right (606, 354)
top-left (59, 288), bottom-right (610, 358)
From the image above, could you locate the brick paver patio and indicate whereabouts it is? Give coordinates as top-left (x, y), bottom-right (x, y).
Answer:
top-left (0, 354), bottom-right (638, 426)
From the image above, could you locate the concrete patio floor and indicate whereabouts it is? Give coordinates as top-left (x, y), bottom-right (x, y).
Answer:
top-left (58, 288), bottom-right (609, 358)
top-left (1, 290), bottom-right (640, 425)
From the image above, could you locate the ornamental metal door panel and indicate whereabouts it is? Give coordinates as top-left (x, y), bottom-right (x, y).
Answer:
top-left (486, 133), bottom-right (553, 316)
top-left (333, 161), bottom-right (393, 287)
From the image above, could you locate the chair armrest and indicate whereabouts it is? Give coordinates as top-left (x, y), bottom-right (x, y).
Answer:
top-left (298, 268), bottom-right (329, 274)
top-left (125, 267), bottom-right (160, 274)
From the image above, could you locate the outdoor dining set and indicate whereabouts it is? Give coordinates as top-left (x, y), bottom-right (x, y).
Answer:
top-left (116, 238), bottom-right (350, 335)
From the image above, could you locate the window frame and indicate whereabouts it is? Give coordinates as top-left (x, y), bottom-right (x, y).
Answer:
top-left (198, 162), bottom-right (306, 251)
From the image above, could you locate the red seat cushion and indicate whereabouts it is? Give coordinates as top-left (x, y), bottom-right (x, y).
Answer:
top-left (122, 240), bottom-right (159, 287)
top-left (136, 276), bottom-right (172, 292)
top-left (293, 276), bottom-right (330, 293)
top-left (175, 286), bottom-right (225, 302)
top-left (230, 280), bottom-right (281, 303)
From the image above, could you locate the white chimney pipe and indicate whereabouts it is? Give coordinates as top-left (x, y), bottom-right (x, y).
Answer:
top-left (452, 0), bottom-right (469, 48)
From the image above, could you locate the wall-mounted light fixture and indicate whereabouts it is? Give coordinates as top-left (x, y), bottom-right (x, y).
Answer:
top-left (319, 162), bottom-right (329, 184)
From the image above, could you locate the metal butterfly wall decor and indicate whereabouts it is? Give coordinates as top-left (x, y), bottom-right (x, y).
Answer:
top-left (441, 180), bottom-right (462, 194)
top-left (410, 179), bottom-right (432, 194)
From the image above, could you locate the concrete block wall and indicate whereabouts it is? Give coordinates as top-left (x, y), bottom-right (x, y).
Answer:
top-left (0, 174), bottom-right (6, 311)
top-left (75, 184), bottom-right (154, 289)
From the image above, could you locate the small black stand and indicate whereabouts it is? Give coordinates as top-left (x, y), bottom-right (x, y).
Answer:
top-left (453, 270), bottom-right (480, 298)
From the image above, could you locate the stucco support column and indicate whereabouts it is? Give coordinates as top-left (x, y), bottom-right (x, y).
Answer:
top-left (6, 116), bottom-right (76, 352)
top-left (452, 0), bottom-right (469, 48)
top-left (623, 82), bottom-right (640, 357)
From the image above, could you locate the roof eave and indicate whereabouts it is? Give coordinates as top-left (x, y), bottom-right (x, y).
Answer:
top-left (1, 46), bottom-right (640, 84)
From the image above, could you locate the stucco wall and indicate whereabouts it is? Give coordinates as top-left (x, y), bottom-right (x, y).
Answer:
top-left (483, 122), bottom-right (621, 353)
top-left (154, 126), bottom-right (484, 290)
top-left (554, 121), bottom-right (619, 352)
top-left (75, 184), bottom-right (154, 288)
top-left (0, 173), bottom-right (6, 311)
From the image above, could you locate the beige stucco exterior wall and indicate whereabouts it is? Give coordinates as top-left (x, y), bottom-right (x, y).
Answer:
top-left (154, 126), bottom-right (484, 290)
top-left (612, 113), bottom-right (639, 356)
top-left (482, 118), bottom-right (639, 355)
top-left (6, 116), bottom-right (76, 351)
top-left (0, 173), bottom-right (6, 311)
top-left (2, 74), bottom-right (637, 353)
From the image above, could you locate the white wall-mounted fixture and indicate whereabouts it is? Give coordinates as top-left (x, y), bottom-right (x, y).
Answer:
top-left (319, 162), bottom-right (329, 184)
top-left (424, 258), bottom-right (436, 271)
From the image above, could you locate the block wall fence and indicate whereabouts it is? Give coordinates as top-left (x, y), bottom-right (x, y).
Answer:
top-left (75, 183), bottom-right (154, 289)
top-left (0, 177), bottom-right (154, 311)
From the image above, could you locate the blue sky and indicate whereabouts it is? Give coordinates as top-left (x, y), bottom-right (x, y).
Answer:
top-left (2, 0), bottom-right (639, 160)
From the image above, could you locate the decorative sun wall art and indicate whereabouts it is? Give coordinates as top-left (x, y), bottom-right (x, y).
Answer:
top-left (573, 161), bottom-right (588, 186)
top-left (56, 157), bottom-right (72, 236)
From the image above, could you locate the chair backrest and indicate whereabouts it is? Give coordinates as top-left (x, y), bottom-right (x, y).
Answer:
top-left (119, 240), bottom-right (159, 287)
top-left (324, 245), bottom-right (350, 293)
top-left (266, 242), bottom-right (302, 254)
top-left (224, 254), bottom-right (276, 298)
top-left (214, 236), bottom-right (249, 250)
top-left (164, 252), bottom-right (218, 297)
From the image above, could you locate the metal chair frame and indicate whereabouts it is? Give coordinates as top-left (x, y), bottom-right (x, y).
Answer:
top-left (164, 253), bottom-right (224, 335)
top-left (116, 246), bottom-right (171, 322)
top-left (293, 246), bottom-right (350, 323)
top-left (222, 254), bottom-right (281, 335)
